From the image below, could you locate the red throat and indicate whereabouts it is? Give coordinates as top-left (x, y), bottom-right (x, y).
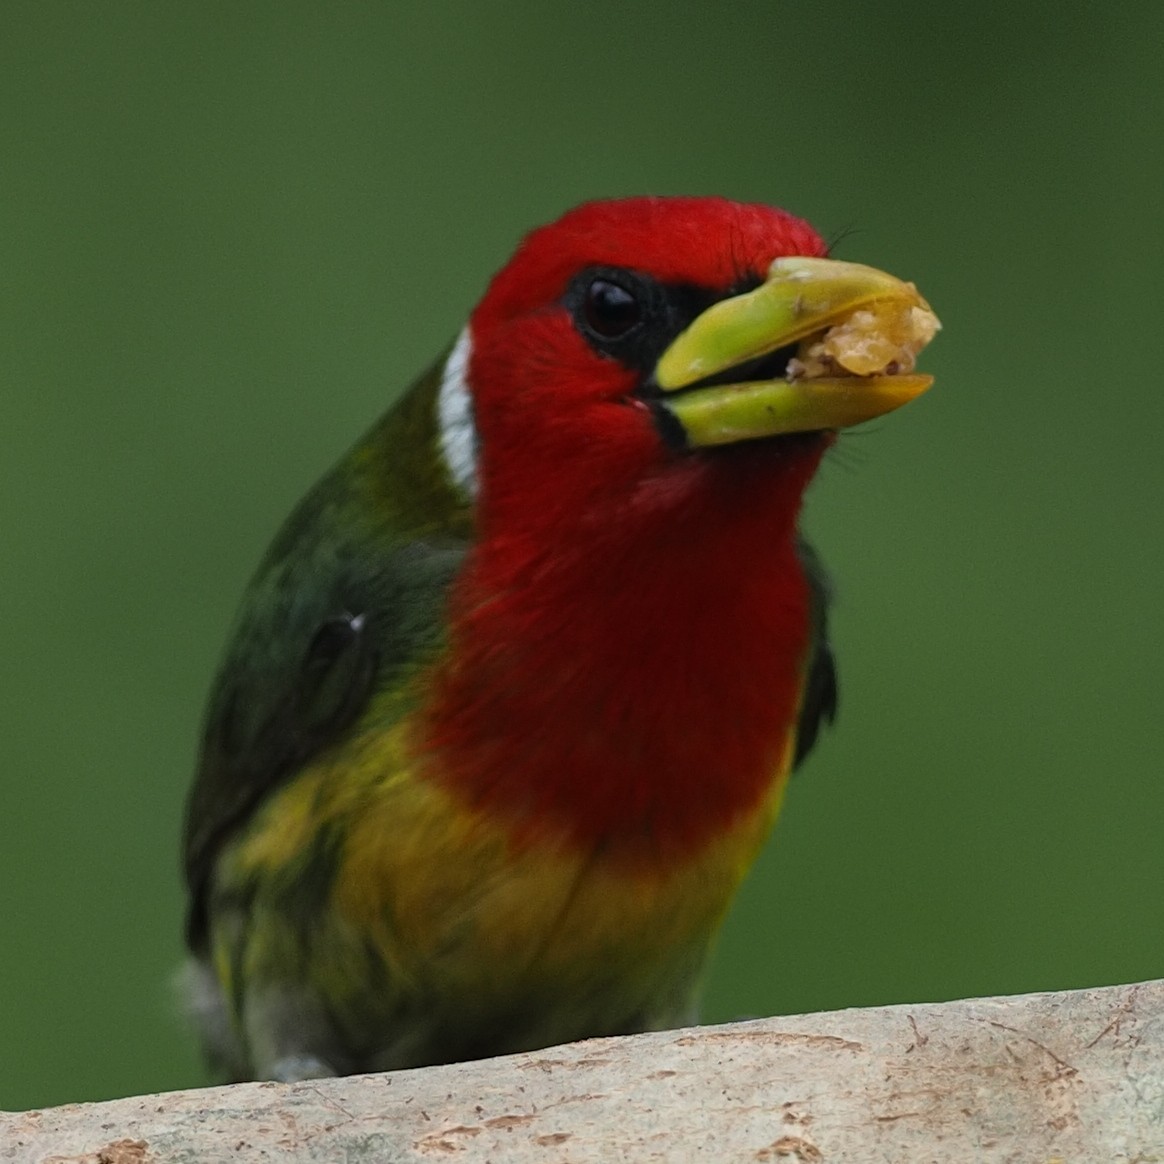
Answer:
top-left (422, 436), bottom-right (831, 863)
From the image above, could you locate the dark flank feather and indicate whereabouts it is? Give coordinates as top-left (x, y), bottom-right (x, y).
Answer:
top-left (792, 537), bottom-right (838, 769)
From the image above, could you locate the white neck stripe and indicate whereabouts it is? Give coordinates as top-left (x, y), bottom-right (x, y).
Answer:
top-left (437, 326), bottom-right (479, 499)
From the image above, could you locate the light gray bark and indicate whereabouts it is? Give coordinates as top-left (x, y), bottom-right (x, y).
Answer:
top-left (4, 980), bottom-right (1162, 1162)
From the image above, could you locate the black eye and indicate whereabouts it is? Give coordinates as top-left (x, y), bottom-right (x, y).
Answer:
top-left (582, 278), bottom-right (642, 339)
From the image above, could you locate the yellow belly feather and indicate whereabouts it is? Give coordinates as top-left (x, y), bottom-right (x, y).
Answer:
top-left (215, 693), bottom-right (794, 1064)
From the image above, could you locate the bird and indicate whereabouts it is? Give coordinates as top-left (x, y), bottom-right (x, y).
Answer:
top-left (180, 195), bottom-right (938, 1082)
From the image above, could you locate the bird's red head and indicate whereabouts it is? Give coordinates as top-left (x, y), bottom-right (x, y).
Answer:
top-left (425, 198), bottom-right (853, 855)
top-left (454, 197), bottom-right (830, 540)
top-left (426, 196), bottom-right (936, 856)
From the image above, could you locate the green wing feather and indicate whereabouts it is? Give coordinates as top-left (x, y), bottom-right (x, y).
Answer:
top-left (182, 356), bottom-right (471, 950)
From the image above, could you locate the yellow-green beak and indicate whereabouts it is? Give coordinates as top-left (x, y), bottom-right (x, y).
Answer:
top-left (653, 257), bottom-right (938, 448)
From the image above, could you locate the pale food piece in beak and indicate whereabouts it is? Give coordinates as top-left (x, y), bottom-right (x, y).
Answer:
top-left (787, 292), bottom-right (941, 381)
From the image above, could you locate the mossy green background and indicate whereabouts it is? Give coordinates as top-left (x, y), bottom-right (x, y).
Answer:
top-left (3, 2), bottom-right (1161, 1110)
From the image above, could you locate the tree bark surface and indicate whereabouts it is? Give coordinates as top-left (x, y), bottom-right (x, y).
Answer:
top-left (4, 980), bottom-right (1162, 1162)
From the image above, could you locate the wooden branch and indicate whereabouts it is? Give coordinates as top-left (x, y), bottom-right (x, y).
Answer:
top-left (5, 980), bottom-right (1162, 1162)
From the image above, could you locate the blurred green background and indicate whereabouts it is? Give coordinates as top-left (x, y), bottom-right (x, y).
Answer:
top-left (3, 1), bottom-right (1162, 1111)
